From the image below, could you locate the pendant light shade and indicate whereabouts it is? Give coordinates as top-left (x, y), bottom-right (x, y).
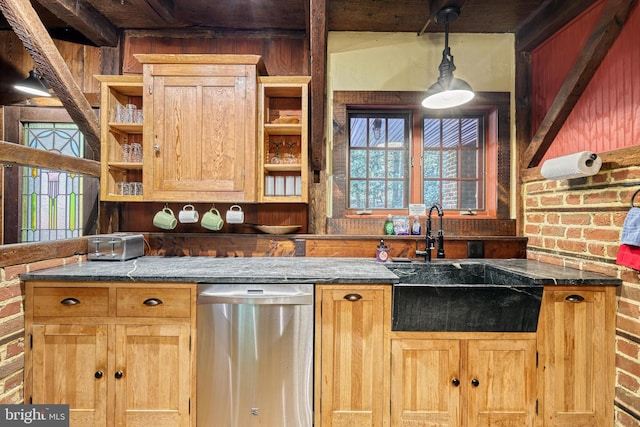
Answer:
top-left (422, 6), bottom-right (474, 109)
top-left (14, 69), bottom-right (51, 97)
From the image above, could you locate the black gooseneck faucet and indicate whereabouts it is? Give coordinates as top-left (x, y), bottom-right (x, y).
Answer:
top-left (425, 203), bottom-right (445, 262)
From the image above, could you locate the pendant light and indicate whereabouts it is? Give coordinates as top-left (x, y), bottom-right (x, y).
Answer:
top-left (422, 6), bottom-right (474, 109)
top-left (14, 69), bottom-right (51, 97)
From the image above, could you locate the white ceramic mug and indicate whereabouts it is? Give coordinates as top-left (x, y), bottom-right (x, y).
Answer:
top-left (179, 204), bottom-right (199, 223)
top-left (226, 205), bottom-right (244, 224)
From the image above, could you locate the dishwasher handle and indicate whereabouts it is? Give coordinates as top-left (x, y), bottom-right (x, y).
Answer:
top-left (198, 288), bottom-right (313, 305)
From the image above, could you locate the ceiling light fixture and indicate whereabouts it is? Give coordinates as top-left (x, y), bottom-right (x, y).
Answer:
top-left (14, 69), bottom-right (51, 98)
top-left (422, 6), bottom-right (474, 109)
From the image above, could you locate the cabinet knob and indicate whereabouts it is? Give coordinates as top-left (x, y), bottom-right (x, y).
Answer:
top-left (343, 293), bottom-right (362, 301)
top-left (154, 144), bottom-right (160, 153)
top-left (94, 371), bottom-right (103, 379)
top-left (451, 378), bottom-right (460, 387)
top-left (143, 298), bottom-right (163, 306)
top-left (471, 378), bottom-right (480, 387)
top-left (60, 297), bottom-right (80, 306)
top-left (565, 294), bottom-right (585, 303)
top-left (114, 371), bottom-right (124, 379)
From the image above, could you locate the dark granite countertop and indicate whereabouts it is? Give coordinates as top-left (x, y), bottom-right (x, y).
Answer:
top-left (20, 256), bottom-right (621, 286)
top-left (388, 258), bottom-right (621, 286)
top-left (20, 256), bottom-right (400, 284)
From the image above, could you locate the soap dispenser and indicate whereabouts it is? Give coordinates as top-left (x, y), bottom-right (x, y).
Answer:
top-left (376, 239), bottom-right (389, 262)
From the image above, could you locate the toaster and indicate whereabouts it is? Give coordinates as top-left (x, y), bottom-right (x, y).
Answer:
top-left (87, 233), bottom-right (145, 261)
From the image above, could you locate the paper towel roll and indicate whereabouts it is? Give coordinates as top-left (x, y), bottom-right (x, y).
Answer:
top-left (540, 151), bottom-right (602, 180)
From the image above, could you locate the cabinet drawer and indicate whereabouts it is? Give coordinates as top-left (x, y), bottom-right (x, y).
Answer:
top-left (32, 287), bottom-right (109, 317)
top-left (116, 288), bottom-right (191, 318)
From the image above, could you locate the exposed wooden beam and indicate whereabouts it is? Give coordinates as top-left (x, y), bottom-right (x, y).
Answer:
top-left (145, 0), bottom-right (176, 24)
top-left (34, 0), bottom-right (119, 47)
top-left (419, 0), bottom-right (467, 35)
top-left (309, 0), bottom-right (326, 172)
top-left (0, 0), bottom-right (101, 159)
top-left (0, 140), bottom-right (101, 177)
top-left (516, 0), bottom-right (600, 51)
top-left (522, 0), bottom-right (638, 168)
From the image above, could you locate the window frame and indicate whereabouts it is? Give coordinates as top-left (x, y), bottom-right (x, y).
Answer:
top-left (332, 91), bottom-right (511, 221)
top-left (2, 106), bottom-right (99, 245)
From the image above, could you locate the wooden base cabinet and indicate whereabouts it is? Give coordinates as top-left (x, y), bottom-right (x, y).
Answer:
top-left (24, 282), bottom-right (196, 427)
top-left (391, 334), bottom-right (537, 427)
top-left (315, 285), bottom-right (391, 427)
top-left (537, 287), bottom-right (616, 426)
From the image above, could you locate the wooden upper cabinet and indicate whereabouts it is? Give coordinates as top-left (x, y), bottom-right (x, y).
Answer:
top-left (136, 54), bottom-right (265, 202)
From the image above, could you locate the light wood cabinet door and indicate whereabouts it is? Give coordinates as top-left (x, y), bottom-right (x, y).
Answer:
top-left (318, 285), bottom-right (390, 427)
top-left (467, 339), bottom-right (536, 427)
top-left (31, 324), bottom-right (108, 426)
top-left (143, 63), bottom-right (257, 202)
top-left (391, 337), bottom-right (536, 427)
top-left (391, 339), bottom-right (461, 426)
top-left (114, 324), bottom-right (191, 427)
top-left (538, 288), bottom-right (615, 426)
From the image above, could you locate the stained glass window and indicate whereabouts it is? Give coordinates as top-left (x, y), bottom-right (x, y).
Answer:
top-left (21, 123), bottom-right (85, 242)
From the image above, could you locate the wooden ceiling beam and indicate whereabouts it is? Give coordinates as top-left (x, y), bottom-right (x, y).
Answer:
top-left (419, 0), bottom-right (467, 34)
top-left (144, 0), bottom-right (177, 24)
top-left (34, 0), bottom-right (119, 47)
top-left (0, 0), bottom-right (101, 160)
top-left (516, 0), bottom-right (600, 51)
top-left (522, 0), bottom-right (637, 168)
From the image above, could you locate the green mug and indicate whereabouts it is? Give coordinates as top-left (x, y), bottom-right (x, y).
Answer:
top-left (201, 208), bottom-right (224, 231)
top-left (153, 207), bottom-right (177, 230)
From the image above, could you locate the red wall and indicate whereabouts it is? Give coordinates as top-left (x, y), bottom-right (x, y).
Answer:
top-left (531, 0), bottom-right (640, 161)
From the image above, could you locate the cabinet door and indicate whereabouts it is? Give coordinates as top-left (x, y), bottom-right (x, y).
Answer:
top-left (31, 324), bottom-right (108, 427)
top-left (538, 290), bottom-right (611, 426)
top-left (391, 339), bottom-right (461, 426)
top-left (114, 324), bottom-right (191, 427)
top-left (146, 70), bottom-right (256, 202)
top-left (467, 339), bottom-right (536, 427)
top-left (319, 286), bottom-right (390, 427)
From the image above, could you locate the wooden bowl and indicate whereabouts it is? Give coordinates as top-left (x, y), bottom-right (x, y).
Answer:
top-left (253, 225), bottom-right (301, 234)
top-left (271, 116), bottom-right (300, 124)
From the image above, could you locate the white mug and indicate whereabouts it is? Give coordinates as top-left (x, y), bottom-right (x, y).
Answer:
top-left (226, 205), bottom-right (244, 224)
top-left (179, 204), bottom-right (199, 223)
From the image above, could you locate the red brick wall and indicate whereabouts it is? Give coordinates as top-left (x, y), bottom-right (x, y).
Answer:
top-left (0, 255), bottom-right (85, 404)
top-left (523, 169), bottom-right (640, 425)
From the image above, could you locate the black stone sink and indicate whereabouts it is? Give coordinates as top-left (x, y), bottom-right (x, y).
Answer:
top-left (387, 262), bottom-right (543, 332)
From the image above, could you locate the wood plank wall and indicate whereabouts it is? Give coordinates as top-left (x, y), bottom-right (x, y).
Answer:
top-left (122, 32), bottom-right (309, 76)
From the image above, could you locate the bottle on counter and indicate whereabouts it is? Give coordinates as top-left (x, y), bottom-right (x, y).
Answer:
top-left (376, 239), bottom-right (389, 262)
top-left (384, 214), bottom-right (395, 235)
top-left (411, 215), bottom-right (422, 235)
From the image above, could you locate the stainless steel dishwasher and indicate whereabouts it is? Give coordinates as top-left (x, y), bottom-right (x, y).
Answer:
top-left (197, 283), bottom-right (314, 427)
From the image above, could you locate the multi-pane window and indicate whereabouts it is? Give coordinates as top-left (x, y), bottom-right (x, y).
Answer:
top-left (423, 117), bottom-right (484, 210)
top-left (347, 111), bottom-right (485, 211)
top-left (348, 113), bottom-right (410, 209)
top-left (21, 123), bottom-right (87, 242)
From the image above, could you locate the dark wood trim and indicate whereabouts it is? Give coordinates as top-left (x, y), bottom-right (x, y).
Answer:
top-left (331, 91), bottom-right (512, 225)
top-left (0, 237), bottom-right (88, 268)
top-left (515, 50), bottom-right (532, 237)
top-left (522, 0), bottom-right (638, 168)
